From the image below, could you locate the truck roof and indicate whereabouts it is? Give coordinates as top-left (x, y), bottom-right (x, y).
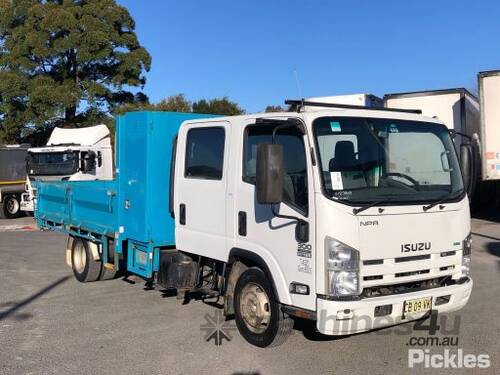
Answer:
top-left (384, 87), bottom-right (478, 101)
top-left (183, 107), bottom-right (444, 127)
top-left (47, 124), bottom-right (110, 146)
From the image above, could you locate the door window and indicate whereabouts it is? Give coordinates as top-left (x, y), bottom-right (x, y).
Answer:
top-left (243, 125), bottom-right (308, 215)
top-left (185, 127), bottom-right (225, 180)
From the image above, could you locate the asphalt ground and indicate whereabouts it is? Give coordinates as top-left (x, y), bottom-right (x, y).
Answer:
top-left (0, 216), bottom-right (499, 374)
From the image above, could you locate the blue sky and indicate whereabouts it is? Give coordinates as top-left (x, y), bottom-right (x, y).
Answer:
top-left (118, 0), bottom-right (500, 113)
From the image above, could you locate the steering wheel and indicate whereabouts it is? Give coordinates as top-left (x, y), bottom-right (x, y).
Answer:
top-left (383, 172), bottom-right (421, 191)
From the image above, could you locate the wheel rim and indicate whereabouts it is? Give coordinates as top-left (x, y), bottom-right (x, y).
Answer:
top-left (73, 242), bottom-right (87, 274)
top-left (240, 282), bottom-right (271, 334)
top-left (6, 197), bottom-right (19, 214)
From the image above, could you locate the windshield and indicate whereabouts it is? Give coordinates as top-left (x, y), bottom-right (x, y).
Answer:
top-left (26, 151), bottom-right (79, 176)
top-left (313, 117), bottom-right (464, 204)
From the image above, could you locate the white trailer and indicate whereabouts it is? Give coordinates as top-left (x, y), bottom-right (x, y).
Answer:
top-left (478, 70), bottom-right (500, 180)
top-left (21, 124), bottom-right (113, 212)
top-left (384, 89), bottom-right (481, 200)
top-left (304, 94), bottom-right (384, 109)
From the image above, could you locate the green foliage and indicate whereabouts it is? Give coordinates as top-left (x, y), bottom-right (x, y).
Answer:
top-left (265, 105), bottom-right (285, 112)
top-left (192, 97), bottom-right (244, 116)
top-left (0, 0), bottom-right (151, 144)
top-left (113, 93), bottom-right (192, 115)
top-left (114, 94), bottom-right (245, 116)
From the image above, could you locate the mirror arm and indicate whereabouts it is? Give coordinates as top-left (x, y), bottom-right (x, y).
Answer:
top-left (450, 130), bottom-right (472, 142)
top-left (271, 205), bottom-right (309, 243)
top-left (271, 204), bottom-right (301, 223)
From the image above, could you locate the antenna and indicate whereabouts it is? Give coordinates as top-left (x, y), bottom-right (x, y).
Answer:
top-left (293, 69), bottom-right (302, 98)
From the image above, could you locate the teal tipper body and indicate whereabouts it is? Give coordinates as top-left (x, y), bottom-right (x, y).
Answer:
top-left (35, 111), bottom-right (218, 278)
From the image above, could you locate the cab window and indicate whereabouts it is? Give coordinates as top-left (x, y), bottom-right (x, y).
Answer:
top-left (243, 125), bottom-right (308, 215)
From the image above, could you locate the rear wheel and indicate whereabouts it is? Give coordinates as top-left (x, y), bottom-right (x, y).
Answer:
top-left (71, 238), bottom-right (102, 282)
top-left (2, 194), bottom-right (22, 219)
top-left (234, 267), bottom-right (293, 347)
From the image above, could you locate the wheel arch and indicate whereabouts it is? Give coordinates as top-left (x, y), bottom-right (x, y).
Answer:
top-left (227, 247), bottom-right (290, 305)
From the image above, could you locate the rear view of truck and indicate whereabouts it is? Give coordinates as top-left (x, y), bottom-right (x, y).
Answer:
top-left (0, 144), bottom-right (29, 218)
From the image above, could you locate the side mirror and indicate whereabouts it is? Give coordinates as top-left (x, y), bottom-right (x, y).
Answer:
top-left (460, 144), bottom-right (473, 196)
top-left (256, 143), bottom-right (284, 204)
top-left (81, 151), bottom-right (96, 173)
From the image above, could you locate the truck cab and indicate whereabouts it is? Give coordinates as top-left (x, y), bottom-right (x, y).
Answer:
top-left (21, 125), bottom-right (113, 212)
top-left (174, 103), bottom-right (472, 343)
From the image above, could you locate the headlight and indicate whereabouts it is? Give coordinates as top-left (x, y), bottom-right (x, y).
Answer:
top-left (461, 233), bottom-right (472, 277)
top-left (325, 237), bottom-right (360, 296)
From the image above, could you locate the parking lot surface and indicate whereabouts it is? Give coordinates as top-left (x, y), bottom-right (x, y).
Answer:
top-left (0, 217), bottom-right (499, 374)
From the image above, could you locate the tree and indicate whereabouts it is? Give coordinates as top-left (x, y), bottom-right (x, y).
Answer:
top-left (0, 0), bottom-right (151, 144)
top-left (192, 97), bottom-right (244, 116)
top-left (113, 93), bottom-right (192, 115)
top-left (154, 94), bottom-right (192, 113)
top-left (265, 105), bottom-right (285, 113)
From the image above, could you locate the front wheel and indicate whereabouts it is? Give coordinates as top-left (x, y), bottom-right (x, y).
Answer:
top-left (234, 267), bottom-right (293, 347)
top-left (2, 194), bottom-right (22, 219)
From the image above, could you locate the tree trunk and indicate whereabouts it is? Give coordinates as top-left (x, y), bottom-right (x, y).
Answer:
top-left (65, 106), bottom-right (76, 125)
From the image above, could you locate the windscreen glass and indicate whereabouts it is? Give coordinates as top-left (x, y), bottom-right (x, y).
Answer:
top-left (26, 151), bottom-right (78, 176)
top-left (313, 117), bottom-right (464, 204)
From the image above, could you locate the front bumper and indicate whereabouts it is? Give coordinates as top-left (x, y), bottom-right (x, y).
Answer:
top-left (20, 193), bottom-right (34, 212)
top-left (316, 278), bottom-right (472, 335)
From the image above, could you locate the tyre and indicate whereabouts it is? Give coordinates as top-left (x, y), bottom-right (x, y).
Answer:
top-left (2, 194), bottom-right (22, 219)
top-left (234, 267), bottom-right (293, 347)
top-left (99, 264), bottom-right (117, 280)
top-left (71, 238), bottom-right (102, 282)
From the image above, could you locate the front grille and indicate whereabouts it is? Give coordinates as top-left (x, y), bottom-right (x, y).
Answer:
top-left (362, 276), bottom-right (455, 298)
top-left (395, 269), bottom-right (430, 278)
top-left (364, 275), bottom-right (383, 281)
top-left (361, 251), bottom-right (461, 288)
top-left (363, 259), bottom-right (384, 265)
top-left (395, 254), bottom-right (431, 263)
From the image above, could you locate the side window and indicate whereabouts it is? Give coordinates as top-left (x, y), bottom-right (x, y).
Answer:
top-left (243, 125), bottom-right (308, 215)
top-left (185, 127), bottom-right (225, 180)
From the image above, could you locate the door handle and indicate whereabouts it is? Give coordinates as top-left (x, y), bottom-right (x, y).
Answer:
top-left (238, 211), bottom-right (247, 236)
top-left (179, 204), bottom-right (186, 225)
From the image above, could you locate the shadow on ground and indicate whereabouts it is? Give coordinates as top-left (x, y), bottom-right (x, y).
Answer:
top-left (0, 275), bottom-right (71, 320)
top-left (486, 242), bottom-right (500, 257)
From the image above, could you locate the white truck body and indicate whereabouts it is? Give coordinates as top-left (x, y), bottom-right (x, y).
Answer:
top-left (478, 70), bottom-right (500, 180)
top-left (303, 94), bottom-right (383, 110)
top-left (21, 124), bottom-right (113, 212)
top-left (174, 107), bottom-right (472, 336)
top-left (384, 89), bottom-right (480, 148)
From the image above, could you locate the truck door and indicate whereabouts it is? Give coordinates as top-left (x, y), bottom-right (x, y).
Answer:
top-left (175, 122), bottom-right (230, 260)
top-left (234, 121), bottom-right (316, 311)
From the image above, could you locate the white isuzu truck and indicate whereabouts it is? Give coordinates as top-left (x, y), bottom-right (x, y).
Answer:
top-left (21, 124), bottom-right (113, 212)
top-left (35, 104), bottom-right (473, 347)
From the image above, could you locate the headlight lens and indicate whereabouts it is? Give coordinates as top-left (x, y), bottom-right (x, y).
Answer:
top-left (325, 237), bottom-right (360, 296)
top-left (461, 233), bottom-right (472, 277)
top-left (463, 233), bottom-right (472, 256)
top-left (329, 271), bottom-right (359, 296)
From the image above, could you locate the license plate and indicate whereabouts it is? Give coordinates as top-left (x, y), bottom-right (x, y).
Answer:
top-left (403, 297), bottom-right (432, 317)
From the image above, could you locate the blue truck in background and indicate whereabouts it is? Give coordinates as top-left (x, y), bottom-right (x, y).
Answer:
top-left (36, 112), bottom-right (214, 281)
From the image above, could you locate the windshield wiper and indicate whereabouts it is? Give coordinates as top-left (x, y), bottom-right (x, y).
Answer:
top-left (353, 197), bottom-right (395, 215)
top-left (422, 191), bottom-right (461, 212)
